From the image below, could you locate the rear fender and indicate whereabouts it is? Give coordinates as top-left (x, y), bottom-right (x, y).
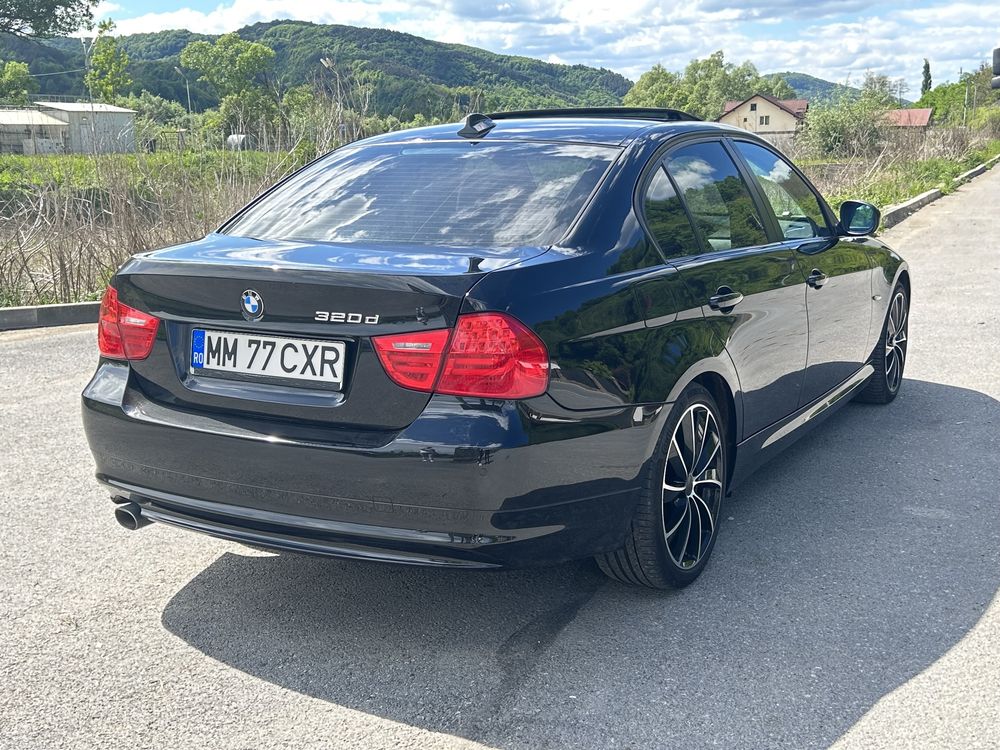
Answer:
top-left (662, 354), bottom-right (742, 426)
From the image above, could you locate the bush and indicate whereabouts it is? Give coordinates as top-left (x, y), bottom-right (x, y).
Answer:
top-left (970, 107), bottom-right (1000, 138)
top-left (801, 98), bottom-right (892, 159)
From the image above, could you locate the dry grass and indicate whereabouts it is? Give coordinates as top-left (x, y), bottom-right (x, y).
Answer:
top-left (0, 149), bottom-right (300, 306)
top-left (798, 127), bottom-right (1000, 209)
top-left (1, 120), bottom-right (998, 307)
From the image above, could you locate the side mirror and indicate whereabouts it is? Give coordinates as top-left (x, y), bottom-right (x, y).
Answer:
top-left (992, 47), bottom-right (1000, 90)
top-left (840, 200), bottom-right (880, 236)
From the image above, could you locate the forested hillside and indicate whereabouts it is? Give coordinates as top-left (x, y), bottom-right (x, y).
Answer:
top-left (768, 71), bottom-right (863, 104)
top-left (1, 20), bottom-right (631, 117)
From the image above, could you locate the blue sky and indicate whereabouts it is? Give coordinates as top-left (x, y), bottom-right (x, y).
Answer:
top-left (96, 0), bottom-right (1000, 93)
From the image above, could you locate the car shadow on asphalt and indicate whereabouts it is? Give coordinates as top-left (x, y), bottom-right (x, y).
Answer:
top-left (161, 378), bottom-right (1000, 749)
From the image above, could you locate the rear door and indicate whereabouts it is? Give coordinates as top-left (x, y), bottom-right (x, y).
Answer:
top-left (649, 139), bottom-right (809, 439)
top-left (730, 139), bottom-right (873, 404)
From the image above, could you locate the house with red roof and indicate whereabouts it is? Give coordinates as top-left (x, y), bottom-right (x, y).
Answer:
top-left (717, 94), bottom-right (809, 136)
top-left (884, 108), bottom-right (934, 128)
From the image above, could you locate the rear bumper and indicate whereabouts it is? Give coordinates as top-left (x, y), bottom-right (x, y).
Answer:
top-left (83, 362), bottom-right (662, 568)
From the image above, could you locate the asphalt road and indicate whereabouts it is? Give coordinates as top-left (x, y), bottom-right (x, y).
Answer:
top-left (2, 168), bottom-right (999, 750)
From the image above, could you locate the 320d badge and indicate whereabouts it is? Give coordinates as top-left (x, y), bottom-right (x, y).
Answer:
top-left (83, 108), bottom-right (909, 588)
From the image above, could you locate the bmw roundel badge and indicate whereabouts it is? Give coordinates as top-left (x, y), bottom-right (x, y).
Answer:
top-left (241, 289), bottom-right (264, 321)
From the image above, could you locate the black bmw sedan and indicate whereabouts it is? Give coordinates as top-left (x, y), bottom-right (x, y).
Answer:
top-left (82, 108), bottom-right (909, 588)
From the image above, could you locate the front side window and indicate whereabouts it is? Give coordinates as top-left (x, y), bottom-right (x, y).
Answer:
top-left (224, 141), bottom-right (619, 249)
top-left (663, 141), bottom-right (769, 252)
top-left (734, 141), bottom-right (832, 240)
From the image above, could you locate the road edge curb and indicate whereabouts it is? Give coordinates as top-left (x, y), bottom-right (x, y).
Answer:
top-left (0, 301), bottom-right (100, 332)
top-left (882, 152), bottom-right (1000, 229)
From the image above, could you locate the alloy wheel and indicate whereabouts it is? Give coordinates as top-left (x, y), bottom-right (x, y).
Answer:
top-left (662, 403), bottom-right (724, 569)
top-left (885, 290), bottom-right (908, 393)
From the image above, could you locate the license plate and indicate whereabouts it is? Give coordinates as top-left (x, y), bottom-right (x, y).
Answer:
top-left (191, 329), bottom-right (346, 386)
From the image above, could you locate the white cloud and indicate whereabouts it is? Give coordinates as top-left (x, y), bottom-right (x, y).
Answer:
top-left (105, 0), bottom-right (1000, 93)
top-left (113, 0), bottom-right (410, 36)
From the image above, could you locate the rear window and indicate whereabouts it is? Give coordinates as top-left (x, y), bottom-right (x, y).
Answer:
top-left (224, 141), bottom-right (619, 249)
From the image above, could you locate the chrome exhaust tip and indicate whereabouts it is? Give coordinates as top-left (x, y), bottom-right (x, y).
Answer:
top-left (114, 502), bottom-right (152, 531)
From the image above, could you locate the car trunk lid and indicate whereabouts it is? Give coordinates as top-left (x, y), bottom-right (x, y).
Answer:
top-left (114, 234), bottom-right (546, 433)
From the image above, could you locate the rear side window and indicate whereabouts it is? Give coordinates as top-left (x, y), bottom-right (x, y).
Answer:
top-left (224, 141), bottom-right (618, 249)
top-left (733, 141), bottom-right (832, 240)
top-left (643, 167), bottom-right (701, 258)
top-left (664, 141), bottom-right (769, 252)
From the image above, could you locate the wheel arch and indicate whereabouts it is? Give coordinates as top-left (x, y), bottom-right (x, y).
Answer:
top-left (875, 263), bottom-right (910, 347)
top-left (691, 371), bottom-right (739, 490)
top-left (895, 266), bottom-right (911, 298)
top-left (659, 356), bottom-right (743, 486)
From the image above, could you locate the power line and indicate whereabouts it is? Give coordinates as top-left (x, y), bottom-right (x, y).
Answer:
top-left (28, 68), bottom-right (87, 77)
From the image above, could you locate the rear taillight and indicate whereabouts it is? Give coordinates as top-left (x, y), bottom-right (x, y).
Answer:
top-left (371, 328), bottom-right (451, 392)
top-left (436, 313), bottom-right (549, 398)
top-left (97, 286), bottom-right (160, 360)
top-left (373, 312), bottom-right (549, 399)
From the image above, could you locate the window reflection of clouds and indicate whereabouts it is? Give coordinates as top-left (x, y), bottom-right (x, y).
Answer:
top-left (227, 141), bottom-right (616, 249)
top-left (664, 142), bottom-right (768, 251)
top-left (246, 153), bottom-right (394, 239)
top-left (646, 168), bottom-right (675, 202)
top-left (767, 159), bottom-right (792, 184)
top-left (668, 157), bottom-right (716, 193)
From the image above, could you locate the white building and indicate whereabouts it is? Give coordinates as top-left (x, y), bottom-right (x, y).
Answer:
top-left (33, 102), bottom-right (137, 154)
top-left (0, 110), bottom-right (69, 154)
top-left (718, 94), bottom-right (809, 146)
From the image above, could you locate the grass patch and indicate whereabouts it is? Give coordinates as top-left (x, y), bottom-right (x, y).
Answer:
top-left (0, 150), bottom-right (294, 191)
top-left (814, 138), bottom-right (1000, 210)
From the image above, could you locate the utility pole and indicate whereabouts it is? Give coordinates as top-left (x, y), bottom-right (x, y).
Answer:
top-left (960, 67), bottom-right (968, 127)
top-left (174, 66), bottom-right (192, 115)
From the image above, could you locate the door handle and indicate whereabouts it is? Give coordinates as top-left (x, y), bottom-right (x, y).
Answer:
top-left (708, 288), bottom-right (744, 312)
top-left (791, 238), bottom-right (835, 254)
top-left (807, 269), bottom-right (828, 289)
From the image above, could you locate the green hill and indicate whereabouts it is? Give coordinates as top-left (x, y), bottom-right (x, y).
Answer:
top-left (1, 21), bottom-right (631, 118)
top-left (767, 71), bottom-right (861, 104)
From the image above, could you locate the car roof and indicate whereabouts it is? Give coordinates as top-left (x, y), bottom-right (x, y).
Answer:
top-left (360, 116), bottom-right (742, 148)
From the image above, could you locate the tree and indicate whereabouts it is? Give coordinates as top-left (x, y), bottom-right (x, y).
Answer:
top-left (915, 63), bottom-right (999, 124)
top-left (621, 64), bottom-right (682, 110)
top-left (118, 90), bottom-right (186, 125)
top-left (624, 51), bottom-right (795, 120)
top-left (921, 59), bottom-right (932, 96)
top-left (801, 73), bottom-right (902, 159)
top-left (179, 33), bottom-right (276, 98)
top-left (84, 21), bottom-right (131, 103)
top-left (0, 60), bottom-right (38, 105)
top-left (214, 89), bottom-right (279, 141)
top-left (0, 0), bottom-right (98, 37)
top-left (860, 72), bottom-right (896, 108)
top-left (892, 78), bottom-right (909, 107)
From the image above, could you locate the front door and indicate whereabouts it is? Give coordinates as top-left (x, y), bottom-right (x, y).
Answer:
top-left (654, 140), bottom-right (809, 439)
top-left (730, 140), bottom-right (873, 404)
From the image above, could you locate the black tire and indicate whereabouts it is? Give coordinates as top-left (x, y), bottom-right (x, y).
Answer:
top-left (597, 384), bottom-right (727, 589)
top-left (855, 283), bottom-right (909, 404)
